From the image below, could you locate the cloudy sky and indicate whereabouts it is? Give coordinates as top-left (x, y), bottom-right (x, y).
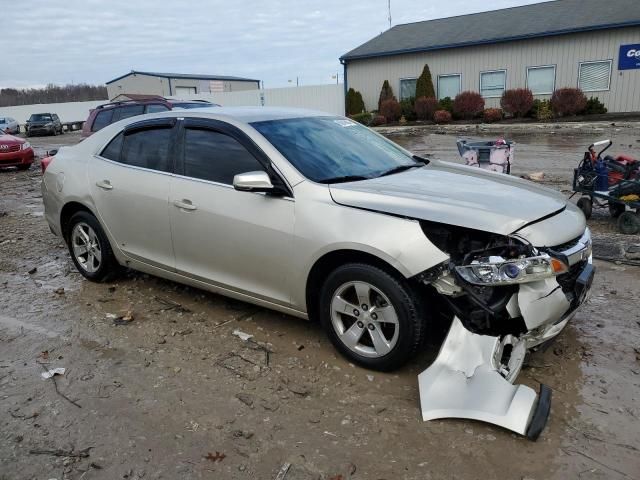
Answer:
top-left (4, 0), bottom-right (544, 89)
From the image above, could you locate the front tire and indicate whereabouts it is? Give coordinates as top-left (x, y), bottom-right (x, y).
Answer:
top-left (66, 211), bottom-right (120, 282)
top-left (16, 164), bottom-right (31, 171)
top-left (319, 263), bottom-right (426, 371)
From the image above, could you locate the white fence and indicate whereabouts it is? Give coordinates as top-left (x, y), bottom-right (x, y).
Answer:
top-left (174, 84), bottom-right (345, 116)
top-left (0, 100), bottom-right (107, 126)
top-left (0, 84), bottom-right (345, 127)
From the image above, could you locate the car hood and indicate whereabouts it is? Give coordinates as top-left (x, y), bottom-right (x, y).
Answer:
top-left (329, 160), bottom-right (570, 236)
top-left (0, 134), bottom-right (24, 145)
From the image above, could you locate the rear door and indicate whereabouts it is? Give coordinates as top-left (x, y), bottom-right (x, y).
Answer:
top-left (169, 118), bottom-right (295, 304)
top-left (89, 118), bottom-right (177, 270)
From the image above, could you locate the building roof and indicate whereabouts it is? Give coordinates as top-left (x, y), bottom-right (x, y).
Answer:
top-left (341, 0), bottom-right (640, 61)
top-left (106, 70), bottom-right (260, 85)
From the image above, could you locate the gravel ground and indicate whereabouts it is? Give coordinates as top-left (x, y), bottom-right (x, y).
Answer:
top-left (0, 130), bottom-right (639, 480)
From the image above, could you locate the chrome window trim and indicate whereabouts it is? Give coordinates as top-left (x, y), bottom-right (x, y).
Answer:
top-left (92, 154), bottom-right (175, 177)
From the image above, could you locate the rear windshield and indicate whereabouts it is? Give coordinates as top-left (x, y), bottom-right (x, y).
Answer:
top-left (30, 114), bottom-right (53, 121)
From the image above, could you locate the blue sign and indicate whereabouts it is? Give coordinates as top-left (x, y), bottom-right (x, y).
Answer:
top-left (619, 44), bottom-right (640, 70)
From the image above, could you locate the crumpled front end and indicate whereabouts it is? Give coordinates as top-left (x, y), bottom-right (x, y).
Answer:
top-left (417, 224), bottom-right (594, 440)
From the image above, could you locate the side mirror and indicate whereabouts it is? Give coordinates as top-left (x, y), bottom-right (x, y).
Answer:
top-left (47, 149), bottom-right (58, 156)
top-left (233, 171), bottom-right (274, 192)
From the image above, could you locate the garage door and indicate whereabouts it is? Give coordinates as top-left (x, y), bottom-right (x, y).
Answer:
top-left (175, 86), bottom-right (197, 95)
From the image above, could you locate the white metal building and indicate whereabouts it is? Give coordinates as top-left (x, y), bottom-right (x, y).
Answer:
top-left (106, 71), bottom-right (260, 100)
top-left (340, 0), bottom-right (640, 113)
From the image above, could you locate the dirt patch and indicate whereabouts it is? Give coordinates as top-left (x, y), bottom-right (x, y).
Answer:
top-left (1, 131), bottom-right (639, 479)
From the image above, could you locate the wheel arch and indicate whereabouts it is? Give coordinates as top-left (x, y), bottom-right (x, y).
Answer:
top-left (305, 249), bottom-right (409, 322)
top-left (60, 201), bottom-right (96, 242)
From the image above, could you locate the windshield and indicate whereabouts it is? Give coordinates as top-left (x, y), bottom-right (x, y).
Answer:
top-left (30, 114), bottom-right (53, 121)
top-left (251, 116), bottom-right (420, 183)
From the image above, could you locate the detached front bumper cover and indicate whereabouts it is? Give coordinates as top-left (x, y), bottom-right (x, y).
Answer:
top-left (419, 229), bottom-right (594, 440)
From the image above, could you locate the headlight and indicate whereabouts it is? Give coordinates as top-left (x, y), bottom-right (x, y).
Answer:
top-left (21, 142), bottom-right (31, 150)
top-left (455, 254), bottom-right (568, 286)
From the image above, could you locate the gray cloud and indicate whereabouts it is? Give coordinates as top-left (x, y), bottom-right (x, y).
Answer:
top-left (3, 0), bottom-right (543, 89)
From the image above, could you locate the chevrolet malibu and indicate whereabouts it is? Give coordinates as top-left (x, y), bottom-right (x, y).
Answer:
top-left (42, 107), bottom-right (594, 438)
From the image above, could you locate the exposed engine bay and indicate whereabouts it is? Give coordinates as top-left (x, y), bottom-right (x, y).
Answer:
top-left (416, 220), bottom-right (594, 440)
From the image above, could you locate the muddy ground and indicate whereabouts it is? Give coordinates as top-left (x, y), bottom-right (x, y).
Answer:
top-left (1, 129), bottom-right (639, 480)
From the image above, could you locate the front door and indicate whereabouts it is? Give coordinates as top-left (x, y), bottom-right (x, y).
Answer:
top-left (169, 120), bottom-right (295, 305)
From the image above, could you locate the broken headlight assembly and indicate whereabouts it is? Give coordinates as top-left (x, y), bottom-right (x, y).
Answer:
top-left (455, 254), bottom-right (569, 286)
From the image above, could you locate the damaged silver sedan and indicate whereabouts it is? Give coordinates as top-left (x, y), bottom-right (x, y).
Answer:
top-left (42, 108), bottom-right (593, 440)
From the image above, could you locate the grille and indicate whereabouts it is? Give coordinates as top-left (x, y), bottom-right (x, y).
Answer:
top-left (556, 260), bottom-right (587, 296)
top-left (551, 236), bottom-right (582, 252)
top-left (0, 145), bottom-right (20, 153)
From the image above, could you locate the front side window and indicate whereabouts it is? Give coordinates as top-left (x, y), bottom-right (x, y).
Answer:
top-left (480, 70), bottom-right (506, 98)
top-left (438, 74), bottom-right (461, 100)
top-left (92, 109), bottom-right (114, 131)
top-left (527, 66), bottom-right (556, 95)
top-left (578, 60), bottom-right (612, 92)
top-left (399, 78), bottom-right (417, 101)
top-left (182, 128), bottom-right (264, 184)
top-left (116, 105), bottom-right (145, 121)
top-left (252, 116), bottom-right (419, 183)
top-left (120, 127), bottom-right (172, 172)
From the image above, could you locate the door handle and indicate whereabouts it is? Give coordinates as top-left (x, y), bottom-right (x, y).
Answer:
top-left (173, 199), bottom-right (197, 211)
top-left (96, 180), bottom-right (113, 190)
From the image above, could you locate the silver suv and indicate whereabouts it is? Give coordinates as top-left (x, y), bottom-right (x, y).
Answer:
top-left (42, 107), bottom-right (593, 438)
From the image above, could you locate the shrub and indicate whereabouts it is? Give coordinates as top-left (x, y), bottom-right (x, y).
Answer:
top-left (532, 99), bottom-right (553, 121)
top-left (438, 96), bottom-right (454, 113)
top-left (378, 80), bottom-right (394, 111)
top-left (415, 64), bottom-right (435, 99)
top-left (349, 112), bottom-right (372, 125)
top-left (414, 96), bottom-right (438, 121)
top-left (380, 98), bottom-right (402, 122)
top-left (453, 91), bottom-right (485, 119)
top-left (500, 88), bottom-right (534, 117)
top-left (483, 108), bottom-right (503, 123)
top-left (371, 114), bottom-right (386, 126)
top-left (433, 110), bottom-right (452, 124)
top-left (400, 98), bottom-right (416, 121)
top-left (583, 96), bottom-right (608, 115)
top-left (345, 88), bottom-right (365, 115)
top-left (550, 88), bottom-right (587, 117)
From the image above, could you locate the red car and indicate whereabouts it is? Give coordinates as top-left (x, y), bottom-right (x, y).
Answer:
top-left (0, 129), bottom-right (34, 170)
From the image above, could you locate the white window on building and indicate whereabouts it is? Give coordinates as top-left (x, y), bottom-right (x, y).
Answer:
top-left (578, 60), bottom-right (612, 92)
top-left (175, 86), bottom-right (197, 95)
top-left (399, 78), bottom-right (417, 100)
top-left (480, 70), bottom-right (506, 98)
top-left (437, 74), bottom-right (461, 100)
top-left (527, 66), bottom-right (556, 95)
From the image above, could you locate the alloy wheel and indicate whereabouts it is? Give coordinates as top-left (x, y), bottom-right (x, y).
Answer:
top-left (330, 281), bottom-right (399, 358)
top-left (71, 222), bottom-right (102, 273)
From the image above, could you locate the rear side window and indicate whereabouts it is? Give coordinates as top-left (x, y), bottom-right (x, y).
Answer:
top-left (182, 128), bottom-right (264, 184)
top-left (92, 110), bottom-right (114, 132)
top-left (115, 105), bottom-right (145, 121)
top-left (146, 104), bottom-right (170, 113)
top-left (120, 127), bottom-right (173, 172)
top-left (101, 133), bottom-right (123, 160)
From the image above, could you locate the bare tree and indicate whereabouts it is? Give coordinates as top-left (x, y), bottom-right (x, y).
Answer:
top-left (0, 84), bottom-right (108, 107)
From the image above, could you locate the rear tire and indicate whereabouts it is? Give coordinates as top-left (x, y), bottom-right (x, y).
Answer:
top-left (66, 211), bottom-right (120, 282)
top-left (319, 263), bottom-right (426, 371)
top-left (16, 164), bottom-right (30, 171)
top-left (577, 197), bottom-right (592, 220)
top-left (618, 211), bottom-right (640, 235)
